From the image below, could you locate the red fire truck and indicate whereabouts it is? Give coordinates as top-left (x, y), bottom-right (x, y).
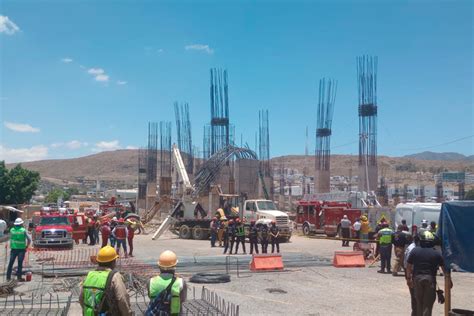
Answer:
top-left (296, 191), bottom-right (394, 238)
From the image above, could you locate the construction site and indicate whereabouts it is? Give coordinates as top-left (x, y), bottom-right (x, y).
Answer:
top-left (1, 54), bottom-right (473, 316)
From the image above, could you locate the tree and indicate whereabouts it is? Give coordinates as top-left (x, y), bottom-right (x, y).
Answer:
top-left (45, 189), bottom-right (70, 203)
top-left (465, 189), bottom-right (474, 201)
top-left (0, 161), bottom-right (41, 204)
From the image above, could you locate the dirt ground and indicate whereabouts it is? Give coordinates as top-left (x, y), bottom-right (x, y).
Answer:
top-left (1, 231), bottom-right (473, 315)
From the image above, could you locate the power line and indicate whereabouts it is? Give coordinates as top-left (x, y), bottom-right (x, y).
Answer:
top-left (401, 134), bottom-right (474, 151)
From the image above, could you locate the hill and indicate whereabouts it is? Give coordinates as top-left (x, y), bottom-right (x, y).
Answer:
top-left (403, 151), bottom-right (473, 161)
top-left (7, 150), bottom-right (474, 189)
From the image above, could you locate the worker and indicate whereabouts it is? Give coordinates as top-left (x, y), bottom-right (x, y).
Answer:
top-left (126, 220), bottom-right (135, 257)
top-left (210, 217), bottom-right (218, 248)
top-left (392, 225), bottom-right (411, 276)
top-left (79, 246), bottom-right (132, 316)
top-left (217, 217), bottom-right (226, 247)
top-left (109, 217), bottom-right (118, 247)
top-left (260, 223), bottom-right (269, 254)
top-left (147, 250), bottom-right (186, 315)
top-left (429, 221), bottom-right (437, 233)
top-left (400, 219), bottom-right (409, 232)
top-left (406, 231), bottom-right (452, 316)
top-left (377, 222), bottom-right (393, 274)
top-left (360, 215), bottom-right (370, 244)
top-left (100, 221), bottom-right (111, 248)
top-left (340, 215), bottom-right (352, 247)
top-left (404, 234), bottom-right (419, 316)
top-left (249, 220), bottom-right (259, 254)
top-left (112, 218), bottom-right (128, 258)
top-left (87, 216), bottom-right (96, 246)
top-left (234, 218), bottom-right (246, 254)
top-left (0, 216), bottom-right (7, 237)
top-left (223, 219), bottom-right (234, 254)
top-left (418, 219), bottom-right (429, 235)
top-left (93, 216), bottom-right (100, 244)
top-left (6, 218), bottom-right (31, 281)
top-left (269, 220), bottom-right (280, 253)
top-left (352, 218), bottom-right (361, 241)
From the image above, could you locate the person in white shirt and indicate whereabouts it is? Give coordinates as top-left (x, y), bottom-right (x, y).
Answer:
top-left (353, 218), bottom-right (361, 240)
top-left (0, 218), bottom-right (7, 237)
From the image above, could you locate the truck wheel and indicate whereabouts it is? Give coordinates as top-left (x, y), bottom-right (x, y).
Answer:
top-left (179, 225), bottom-right (192, 239)
top-left (192, 226), bottom-right (208, 240)
top-left (303, 224), bottom-right (310, 236)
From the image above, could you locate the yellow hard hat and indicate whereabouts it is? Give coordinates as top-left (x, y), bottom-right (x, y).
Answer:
top-left (361, 215), bottom-right (368, 221)
top-left (158, 250), bottom-right (178, 268)
top-left (97, 246), bottom-right (119, 263)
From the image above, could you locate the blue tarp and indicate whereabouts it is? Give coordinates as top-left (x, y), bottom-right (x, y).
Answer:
top-left (438, 201), bottom-right (474, 272)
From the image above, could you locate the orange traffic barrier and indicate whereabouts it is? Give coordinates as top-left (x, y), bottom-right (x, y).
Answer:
top-left (250, 254), bottom-right (284, 271)
top-left (333, 251), bottom-right (365, 268)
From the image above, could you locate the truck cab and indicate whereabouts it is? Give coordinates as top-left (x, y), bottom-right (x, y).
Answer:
top-left (31, 208), bottom-right (74, 248)
top-left (243, 199), bottom-right (292, 241)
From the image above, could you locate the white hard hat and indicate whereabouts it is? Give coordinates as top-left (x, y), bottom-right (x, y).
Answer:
top-left (422, 219), bottom-right (428, 224)
top-left (112, 217), bottom-right (117, 221)
top-left (343, 215), bottom-right (348, 219)
top-left (14, 218), bottom-right (24, 225)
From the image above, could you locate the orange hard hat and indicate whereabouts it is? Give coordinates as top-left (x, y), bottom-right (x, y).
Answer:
top-left (235, 218), bottom-right (241, 222)
top-left (158, 250), bottom-right (178, 269)
top-left (118, 218), bottom-right (125, 223)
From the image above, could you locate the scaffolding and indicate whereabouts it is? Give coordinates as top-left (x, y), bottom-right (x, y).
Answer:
top-left (159, 121), bottom-right (172, 196)
top-left (174, 102), bottom-right (193, 174)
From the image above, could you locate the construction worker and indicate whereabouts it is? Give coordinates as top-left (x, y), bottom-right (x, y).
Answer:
top-left (126, 220), bottom-right (135, 257)
top-left (429, 221), bottom-right (437, 233)
top-left (360, 215), bottom-right (370, 243)
top-left (377, 222), bottom-right (394, 274)
top-left (249, 220), bottom-right (259, 254)
top-left (148, 250), bottom-right (186, 315)
top-left (112, 218), bottom-right (128, 258)
top-left (400, 219), bottom-right (409, 232)
top-left (100, 221), bottom-right (111, 248)
top-left (210, 217), bottom-right (218, 247)
top-left (392, 225), bottom-right (411, 276)
top-left (0, 216), bottom-right (7, 237)
top-left (87, 216), bottom-right (96, 246)
top-left (93, 216), bottom-right (100, 244)
top-left (79, 246), bottom-right (132, 316)
top-left (404, 234), bottom-right (420, 316)
top-left (223, 219), bottom-right (234, 254)
top-left (418, 219), bottom-right (429, 235)
top-left (217, 218), bottom-right (226, 247)
top-left (109, 217), bottom-right (118, 247)
top-left (234, 218), bottom-right (246, 254)
top-left (270, 220), bottom-right (280, 253)
top-left (352, 218), bottom-right (361, 241)
top-left (7, 218), bottom-right (31, 281)
top-left (407, 231), bottom-right (452, 316)
top-left (340, 215), bottom-right (352, 247)
top-left (260, 223), bottom-right (269, 254)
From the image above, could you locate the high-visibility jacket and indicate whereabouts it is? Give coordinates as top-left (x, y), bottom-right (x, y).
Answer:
top-left (236, 225), bottom-right (245, 237)
top-left (10, 226), bottom-right (27, 250)
top-left (378, 228), bottom-right (393, 245)
top-left (82, 269), bottom-right (112, 316)
top-left (114, 225), bottom-right (127, 239)
top-left (360, 221), bottom-right (370, 234)
top-left (148, 275), bottom-right (183, 315)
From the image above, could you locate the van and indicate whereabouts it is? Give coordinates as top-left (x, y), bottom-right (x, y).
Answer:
top-left (394, 203), bottom-right (441, 234)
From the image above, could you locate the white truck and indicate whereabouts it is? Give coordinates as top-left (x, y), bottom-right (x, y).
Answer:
top-left (242, 199), bottom-right (292, 241)
top-left (394, 202), bottom-right (441, 234)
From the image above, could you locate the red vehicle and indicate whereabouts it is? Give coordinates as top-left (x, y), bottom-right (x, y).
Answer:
top-left (296, 199), bottom-right (360, 237)
top-left (31, 207), bottom-right (87, 248)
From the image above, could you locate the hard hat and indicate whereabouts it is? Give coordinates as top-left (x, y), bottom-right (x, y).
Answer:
top-left (221, 216), bottom-right (227, 221)
top-left (14, 218), bottom-right (24, 225)
top-left (118, 218), bottom-right (125, 223)
top-left (422, 219), bottom-right (428, 224)
top-left (112, 217), bottom-right (117, 221)
top-left (228, 219), bottom-right (234, 224)
top-left (97, 246), bottom-right (119, 263)
top-left (361, 215), bottom-right (367, 221)
top-left (212, 217), bottom-right (217, 221)
top-left (235, 218), bottom-right (241, 223)
top-left (343, 215), bottom-right (348, 219)
top-left (158, 250), bottom-right (178, 268)
top-left (271, 220), bottom-right (276, 224)
top-left (250, 219), bottom-right (256, 224)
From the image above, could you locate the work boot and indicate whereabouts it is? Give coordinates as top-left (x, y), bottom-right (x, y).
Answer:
top-left (377, 269), bottom-right (385, 274)
top-left (17, 277), bottom-right (26, 282)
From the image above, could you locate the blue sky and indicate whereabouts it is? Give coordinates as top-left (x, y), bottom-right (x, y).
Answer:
top-left (0, 0), bottom-right (472, 163)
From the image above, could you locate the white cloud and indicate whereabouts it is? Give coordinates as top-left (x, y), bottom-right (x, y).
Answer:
top-left (50, 140), bottom-right (88, 149)
top-left (95, 74), bottom-right (109, 82)
top-left (94, 140), bottom-right (121, 152)
top-left (0, 16), bottom-right (20, 35)
top-left (185, 44), bottom-right (214, 54)
top-left (0, 145), bottom-right (48, 163)
top-left (125, 146), bottom-right (138, 150)
top-left (116, 80), bottom-right (127, 85)
top-left (4, 121), bottom-right (40, 133)
top-left (61, 57), bottom-right (73, 63)
top-left (88, 68), bottom-right (105, 75)
top-left (50, 142), bottom-right (64, 148)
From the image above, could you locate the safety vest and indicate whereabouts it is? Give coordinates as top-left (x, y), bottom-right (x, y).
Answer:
top-left (10, 226), bottom-right (27, 250)
top-left (114, 225), bottom-right (127, 239)
top-left (236, 225), bottom-right (245, 237)
top-left (149, 275), bottom-right (183, 315)
top-left (379, 228), bottom-right (393, 245)
top-left (82, 269), bottom-right (112, 316)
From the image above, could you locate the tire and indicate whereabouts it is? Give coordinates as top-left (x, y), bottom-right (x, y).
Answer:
top-left (302, 224), bottom-right (311, 236)
top-left (192, 225), bottom-right (208, 240)
top-left (179, 225), bottom-right (192, 239)
top-left (189, 273), bottom-right (231, 284)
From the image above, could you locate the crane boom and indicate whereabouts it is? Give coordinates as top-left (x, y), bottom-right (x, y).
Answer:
top-left (172, 144), bottom-right (193, 195)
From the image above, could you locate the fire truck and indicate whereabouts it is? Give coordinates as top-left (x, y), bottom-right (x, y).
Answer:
top-left (30, 207), bottom-right (87, 248)
top-left (296, 191), bottom-right (394, 238)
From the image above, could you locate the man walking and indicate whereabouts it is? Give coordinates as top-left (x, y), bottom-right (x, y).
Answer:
top-left (79, 246), bottom-right (132, 316)
top-left (148, 250), bottom-right (186, 315)
top-left (392, 225), bottom-right (411, 276)
top-left (377, 222), bottom-right (393, 274)
top-left (7, 218), bottom-right (31, 281)
top-left (352, 218), bottom-right (361, 241)
top-left (126, 220), bottom-right (135, 257)
top-left (407, 231), bottom-right (452, 316)
top-left (340, 215), bottom-right (352, 246)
